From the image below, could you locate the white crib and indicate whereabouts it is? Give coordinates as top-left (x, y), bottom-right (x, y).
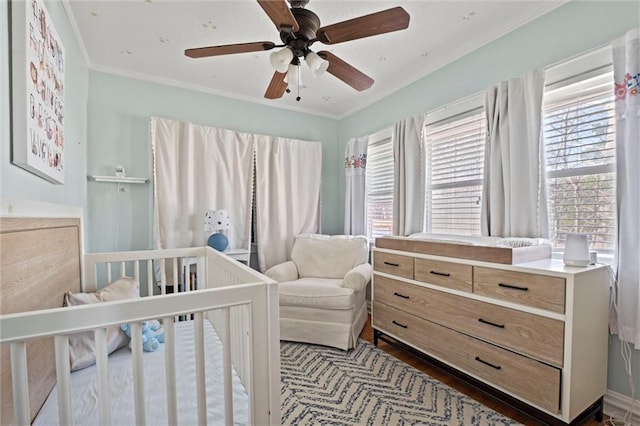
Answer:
top-left (0, 210), bottom-right (280, 425)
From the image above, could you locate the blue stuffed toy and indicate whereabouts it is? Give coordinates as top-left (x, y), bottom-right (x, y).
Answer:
top-left (121, 320), bottom-right (164, 352)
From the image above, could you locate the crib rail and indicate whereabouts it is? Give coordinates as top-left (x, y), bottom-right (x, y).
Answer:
top-left (2, 246), bottom-right (280, 425)
top-left (1, 284), bottom-right (276, 425)
top-left (83, 246), bottom-right (208, 295)
top-left (83, 247), bottom-right (279, 391)
top-left (83, 246), bottom-right (268, 293)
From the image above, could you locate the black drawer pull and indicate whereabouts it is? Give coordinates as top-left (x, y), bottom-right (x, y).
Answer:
top-left (475, 356), bottom-right (502, 370)
top-left (392, 320), bottom-right (408, 329)
top-left (384, 261), bottom-right (400, 267)
top-left (478, 318), bottom-right (505, 329)
top-left (430, 270), bottom-right (451, 277)
top-left (498, 283), bottom-right (529, 291)
top-left (393, 292), bottom-right (410, 299)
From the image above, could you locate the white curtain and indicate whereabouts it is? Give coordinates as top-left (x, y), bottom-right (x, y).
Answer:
top-left (612, 28), bottom-right (640, 348)
top-left (392, 115), bottom-right (425, 236)
top-left (481, 70), bottom-right (549, 238)
top-left (255, 138), bottom-right (322, 272)
top-left (344, 136), bottom-right (368, 235)
top-left (151, 117), bottom-right (253, 251)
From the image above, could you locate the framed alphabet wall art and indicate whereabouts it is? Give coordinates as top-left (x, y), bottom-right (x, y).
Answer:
top-left (11, 0), bottom-right (65, 184)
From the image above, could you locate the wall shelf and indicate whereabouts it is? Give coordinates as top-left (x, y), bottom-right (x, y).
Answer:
top-left (88, 175), bottom-right (148, 184)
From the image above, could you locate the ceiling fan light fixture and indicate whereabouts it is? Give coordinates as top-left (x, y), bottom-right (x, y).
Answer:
top-left (269, 47), bottom-right (293, 73)
top-left (186, 1), bottom-right (411, 100)
top-left (305, 51), bottom-right (329, 77)
top-left (286, 63), bottom-right (302, 87)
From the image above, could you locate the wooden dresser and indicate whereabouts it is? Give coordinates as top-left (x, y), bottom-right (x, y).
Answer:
top-left (372, 240), bottom-right (609, 425)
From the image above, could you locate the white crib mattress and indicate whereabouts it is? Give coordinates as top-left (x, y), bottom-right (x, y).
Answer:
top-left (34, 319), bottom-right (248, 425)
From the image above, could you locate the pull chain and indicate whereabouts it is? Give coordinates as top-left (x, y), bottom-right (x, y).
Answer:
top-left (296, 66), bottom-right (301, 102)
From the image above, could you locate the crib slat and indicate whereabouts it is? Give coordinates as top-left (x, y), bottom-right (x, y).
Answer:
top-left (233, 306), bottom-right (250, 389)
top-left (180, 258), bottom-right (187, 294)
top-left (107, 263), bottom-right (112, 284)
top-left (94, 328), bottom-right (112, 425)
top-left (92, 266), bottom-right (99, 292)
top-left (194, 313), bottom-right (207, 426)
top-left (178, 257), bottom-right (189, 291)
top-left (54, 335), bottom-right (73, 425)
top-left (9, 342), bottom-right (30, 426)
top-left (172, 258), bottom-right (178, 293)
top-left (134, 260), bottom-right (140, 284)
top-left (163, 316), bottom-right (178, 426)
top-left (222, 308), bottom-right (234, 426)
top-left (195, 257), bottom-right (203, 290)
top-left (147, 260), bottom-right (154, 296)
top-left (120, 261), bottom-right (126, 278)
top-left (131, 322), bottom-right (147, 425)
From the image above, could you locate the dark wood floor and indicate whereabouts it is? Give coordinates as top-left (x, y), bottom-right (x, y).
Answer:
top-left (359, 317), bottom-right (604, 426)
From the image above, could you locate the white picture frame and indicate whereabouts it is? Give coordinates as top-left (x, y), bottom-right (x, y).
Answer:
top-left (10, 0), bottom-right (65, 184)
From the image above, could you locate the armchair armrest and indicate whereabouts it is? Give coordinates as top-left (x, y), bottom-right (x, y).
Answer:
top-left (342, 263), bottom-right (372, 292)
top-left (264, 260), bottom-right (299, 282)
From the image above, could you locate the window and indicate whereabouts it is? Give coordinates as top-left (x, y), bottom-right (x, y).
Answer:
top-left (361, 48), bottom-right (616, 249)
top-left (543, 70), bottom-right (616, 252)
top-left (424, 103), bottom-right (486, 236)
top-left (365, 129), bottom-right (393, 241)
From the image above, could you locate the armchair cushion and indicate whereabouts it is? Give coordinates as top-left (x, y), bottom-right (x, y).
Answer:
top-left (264, 260), bottom-right (299, 282)
top-left (291, 234), bottom-right (368, 279)
top-left (343, 263), bottom-right (373, 292)
top-left (279, 278), bottom-right (354, 310)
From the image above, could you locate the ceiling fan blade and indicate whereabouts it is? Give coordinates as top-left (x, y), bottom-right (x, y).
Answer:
top-left (318, 51), bottom-right (373, 91)
top-left (316, 7), bottom-right (410, 45)
top-left (264, 71), bottom-right (287, 99)
top-left (185, 41), bottom-right (276, 59)
top-left (257, 0), bottom-right (299, 32)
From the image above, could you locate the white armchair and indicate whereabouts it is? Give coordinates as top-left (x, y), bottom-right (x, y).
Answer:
top-left (265, 234), bottom-right (371, 350)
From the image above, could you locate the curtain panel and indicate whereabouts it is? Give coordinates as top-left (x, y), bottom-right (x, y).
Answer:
top-left (151, 117), bottom-right (254, 252)
top-left (481, 70), bottom-right (549, 238)
top-left (344, 136), bottom-right (368, 235)
top-left (612, 28), bottom-right (640, 347)
top-left (151, 116), bottom-right (322, 274)
top-left (254, 138), bottom-right (322, 272)
top-left (392, 115), bottom-right (425, 236)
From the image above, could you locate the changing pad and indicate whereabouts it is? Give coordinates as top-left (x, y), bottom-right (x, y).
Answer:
top-left (408, 233), bottom-right (551, 248)
top-left (377, 233), bottom-right (552, 264)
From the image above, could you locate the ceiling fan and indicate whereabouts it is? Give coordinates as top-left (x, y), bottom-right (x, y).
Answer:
top-left (184, 0), bottom-right (410, 101)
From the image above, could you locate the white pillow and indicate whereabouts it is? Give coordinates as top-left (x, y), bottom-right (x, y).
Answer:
top-left (291, 234), bottom-right (368, 279)
top-left (65, 277), bottom-right (140, 371)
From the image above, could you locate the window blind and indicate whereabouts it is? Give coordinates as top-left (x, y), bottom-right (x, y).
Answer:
top-left (543, 72), bottom-right (616, 251)
top-left (425, 109), bottom-right (485, 235)
top-left (365, 135), bottom-right (393, 241)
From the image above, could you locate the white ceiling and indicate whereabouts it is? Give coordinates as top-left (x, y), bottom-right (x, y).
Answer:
top-left (64, 0), bottom-right (565, 119)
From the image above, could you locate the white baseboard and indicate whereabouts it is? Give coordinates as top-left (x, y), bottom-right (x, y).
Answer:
top-left (604, 389), bottom-right (640, 425)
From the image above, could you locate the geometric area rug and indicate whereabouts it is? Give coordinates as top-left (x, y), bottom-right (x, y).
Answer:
top-left (280, 340), bottom-right (522, 425)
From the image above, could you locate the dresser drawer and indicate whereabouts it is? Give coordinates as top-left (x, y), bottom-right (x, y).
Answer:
top-left (373, 252), bottom-right (414, 279)
top-left (373, 302), bottom-right (561, 413)
top-left (474, 267), bottom-right (566, 313)
top-left (415, 258), bottom-right (472, 292)
top-left (374, 276), bottom-right (564, 367)
top-left (374, 275), bottom-right (421, 313)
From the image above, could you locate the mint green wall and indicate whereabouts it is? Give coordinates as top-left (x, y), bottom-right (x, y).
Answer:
top-left (0, 1), bottom-right (88, 211)
top-left (337, 0), bottom-right (639, 402)
top-left (86, 72), bottom-right (339, 253)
